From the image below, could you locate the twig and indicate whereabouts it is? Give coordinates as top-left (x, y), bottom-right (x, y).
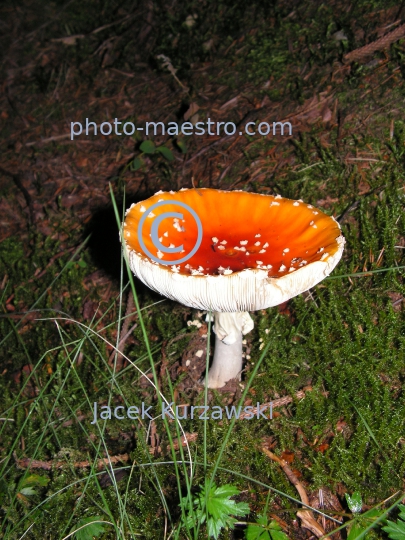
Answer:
top-left (344, 23), bottom-right (405, 63)
top-left (14, 452), bottom-right (130, 471)
top-left (25, 133), bottom-right (72, 147)
top-left (0, 166), bottom-right (34, 224)
top-left (262, 448), bottom-right (309, 504)
top-left (14, 433), bottom-right (198, 469)
top-left (149, 432), bottom-right (198, 455)
top-left (262, 448), bottom-right (331, 539)
top-left (218, 162), bottom-right (234, 183)
top-left (156, 54), bottom-right (189, 92)
top-left (239, 390), bottom-right (307, 419)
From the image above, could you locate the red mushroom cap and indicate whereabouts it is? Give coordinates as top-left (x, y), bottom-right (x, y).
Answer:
top-left (123, 188), bottom-right (345, 311)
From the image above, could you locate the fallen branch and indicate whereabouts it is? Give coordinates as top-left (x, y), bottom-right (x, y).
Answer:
top-left (239, 388), bottom-right (327, 419)
top-left (14, 433), bottom-right (198, 469)
top-left (149, 432), bottom-right (198, 455)
top-left (344, 23), bottom-right (405, 63)
top-left (262, 447), bottom-right (330, 540)
top-left (297, 510), bottom-right (329, 539)
top-left (14, 452), bottom-right (130, 471)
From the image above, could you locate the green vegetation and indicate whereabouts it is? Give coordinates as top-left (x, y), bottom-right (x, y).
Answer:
top-left (383, 504), bottom-right (405, 539)
top-left (180, 481), bottom-right (250, 539)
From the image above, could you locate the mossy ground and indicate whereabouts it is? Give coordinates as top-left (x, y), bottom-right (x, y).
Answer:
top-left (0, 0), bottom-right (405, 538)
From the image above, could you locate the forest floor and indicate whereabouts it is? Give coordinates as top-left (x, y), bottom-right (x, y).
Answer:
top-left (0, 0), bottom-right (405, 538)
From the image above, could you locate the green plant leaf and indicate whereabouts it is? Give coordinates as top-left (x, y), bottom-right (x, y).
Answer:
top-left (156, 145), bottom-right (174, 161)
top-left (70, 516), bottom-right (106, 540)
top-left (396, 505), bottom-right (405, 523)
top-left (347, 521), bottom-right (367, 540)
top-left (180, 481), bottom-right (249, 539)
top-left (176, 139), bottom-right (188, 153)
top-left (346, 492), bottom-right (363, 514)
top-left (346, 507), bottom-right (385, 539)
top-left (139, 140), bottom-right (156, 153)
top-left (204, 483), bottom-right (250, 521)
top-left (246, 523), bottom-right (271, 539)
top-left (383, 505), bottom-right (405, 540)
top-left (20, 474), bottom-right (49, 488)
top-left (270, 531), bottom-right (290, 540)
top-left (130, 157), bottom-right (143, 171)
top-left (246, 515), bottom-right (289, 540)
top-left (382, 521), bottom-right (405, 540)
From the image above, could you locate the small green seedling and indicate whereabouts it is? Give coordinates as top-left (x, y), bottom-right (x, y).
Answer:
top-left (180, 481), bottom-right (250, 539)
top-left (16, 474), bottom-right (49, 506)
top-left (130, 139), bottom-right (174, 171)
top-left (345, 492), bottom-right (386, 539)
top-left (346, 491), bottom-right (363, 514)
top-left (69, 516), bottom-right (106, 540)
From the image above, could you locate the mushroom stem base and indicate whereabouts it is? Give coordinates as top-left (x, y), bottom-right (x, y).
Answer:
top-left (205, 332), bottom-right (243, 389)
top-left (204, 311), bottom-right (254, 389)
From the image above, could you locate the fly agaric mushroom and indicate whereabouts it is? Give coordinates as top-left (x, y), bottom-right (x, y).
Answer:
top-left (122, 188), bottom-right (345, 388)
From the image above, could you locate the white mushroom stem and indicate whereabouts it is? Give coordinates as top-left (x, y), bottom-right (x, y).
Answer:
top-left (204, 312), bottom-right (254, 389)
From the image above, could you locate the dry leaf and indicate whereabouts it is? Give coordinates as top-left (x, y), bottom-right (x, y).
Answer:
top-left (281, 450), bottom-right (295, 463)
top-left (51, 35), bottom-right (85, 46)
top-left (184, 102), bottom-right (200, 121)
